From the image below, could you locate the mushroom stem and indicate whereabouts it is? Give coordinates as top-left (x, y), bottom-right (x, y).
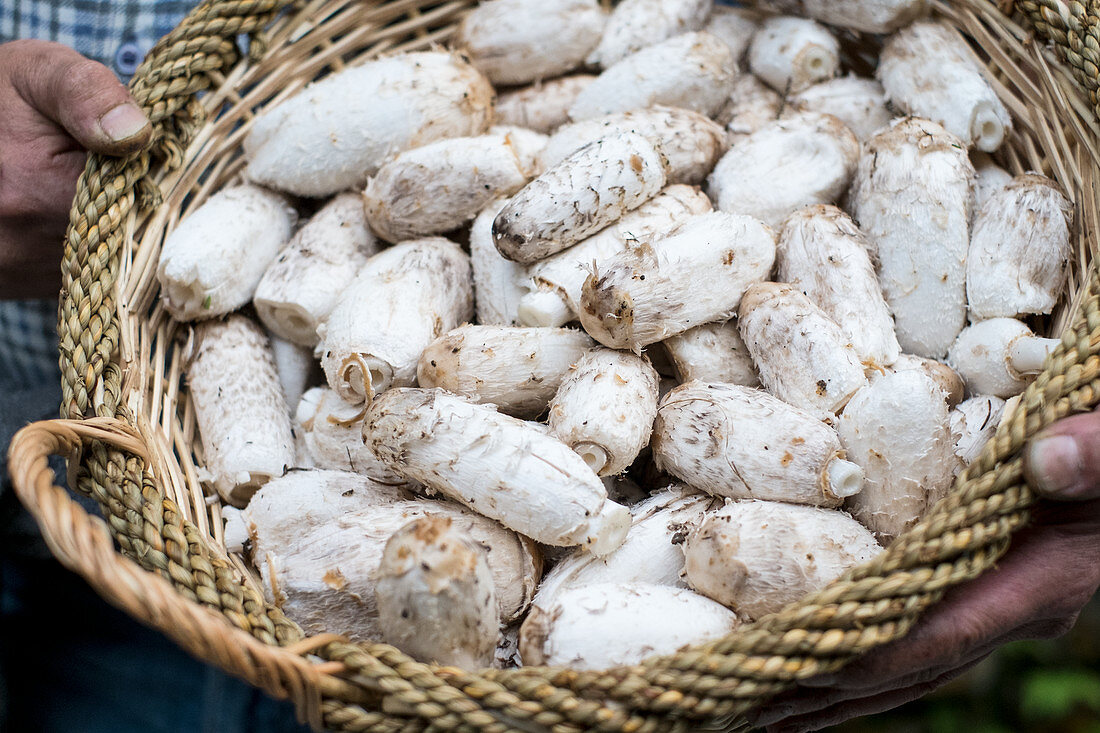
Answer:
top-left (518, 288), bottom-right (574, 328)
top-left (1007, 336), bottom-right (1060, 376)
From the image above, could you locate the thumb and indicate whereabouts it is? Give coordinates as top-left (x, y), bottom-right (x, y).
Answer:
top-left (7, 40), bottom-right (151, 154)
top-left (1024, 411), bottom-right (1100, 501)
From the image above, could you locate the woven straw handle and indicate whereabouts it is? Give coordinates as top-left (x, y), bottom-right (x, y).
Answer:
top-left (4, 418), bottom-right (385, 730)
top-left (10, 0), bottom-right (1100, 731)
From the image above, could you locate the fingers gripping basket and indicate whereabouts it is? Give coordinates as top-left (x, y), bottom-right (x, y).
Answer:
top-left (9, 0), bottom-right (1100, 729)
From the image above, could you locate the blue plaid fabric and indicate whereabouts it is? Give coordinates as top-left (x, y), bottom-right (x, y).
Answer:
top-left (0, 0), bottom-right (195, 390)
top-left (0, 300), bottom-right (59, 390)
top-left (0, 0), bottom-right (197, 78)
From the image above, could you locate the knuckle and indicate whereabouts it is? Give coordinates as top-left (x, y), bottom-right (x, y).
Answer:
top-left (58, 58), bottom-right (118, 104)
top-left (0, 153), bottom-right (83, 220)
top-left (0, 38), bottom-right (50, 60)
top-left (944, 609), bottom-right (992, 667)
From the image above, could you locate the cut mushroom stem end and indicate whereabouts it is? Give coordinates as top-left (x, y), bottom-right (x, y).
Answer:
top-left (518, 289), bottom-right (574, 328)
top-left (573, 442), bottom-right (610, 475)
top-left (971, 102), bottom-right (1007, 152)
top-left (826, 457), bottom-right (864, 500)
top-left (341, 355), bottom-right (392, 402)
top-left (582, 502), bottom-right (633, 557)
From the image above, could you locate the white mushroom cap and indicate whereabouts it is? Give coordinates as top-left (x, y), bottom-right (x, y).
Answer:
top-left (416, 324), bottom-right (596, 418)
top-left (363, 388), bottom-right (632, 555)
top-left (653, 381), bottom-right (862, 506)
top-left (717, 73), bottom-right (783, 144)
top-left (519, 582), bottom-right (739, 668)
top-left (848, 117), bottom-right (974, 359)
top-left (495, 76), bottom-right (598, 134)
top-left (966, 174), bottom-right (1074, 319)
top-left (159, 185), bottom-right (297, 321)
top-left (738, 282), bottom-right (868, 418)
top-left (790, 75), bottom-right (894, 141)
top-left (244, 52), bottom-right (493, 196)
top-left (838, 369), bottom-right (961, 542)
top-left (683, 500), bottom-right (881, 620)
top-left (454, 0), bottom-right (606, 85)
top-left (887, 354), bottom-right (966, 407)
top-left (586, 0), bottom-right (712, 69)
top-left (749, 16), bottom-right (840, 94)
top-left (538, 106), bottom-right (728, 186)
top-left (946, 318), bottom-right (1060, 398)
top-left (533, 485), bottom-right (718, 607)
top-left (705, 5), bottom-right (760, 62)
top-left (707, 111), bottom-right (860, 229)
top-left (877, 21), bottom-right (1011, 151)
top-left (375, 516), bottom-right (500, 668)
top-left (569, 31), bottom-right (738, 120)
top-left (971, 153), bottom-right (1013, 215)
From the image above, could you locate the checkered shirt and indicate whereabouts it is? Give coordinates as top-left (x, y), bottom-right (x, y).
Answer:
top-left (1, 0), bottom-right (196, 79)
top-left (0, 0), bottom-right (194, 390)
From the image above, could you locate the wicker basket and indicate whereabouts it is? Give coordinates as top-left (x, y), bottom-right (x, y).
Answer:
top-left (8, 0), bottom-right (1100, 730)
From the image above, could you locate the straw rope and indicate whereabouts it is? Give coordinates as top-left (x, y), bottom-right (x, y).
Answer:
top-left (8, 0), bottom-right (1100, 730)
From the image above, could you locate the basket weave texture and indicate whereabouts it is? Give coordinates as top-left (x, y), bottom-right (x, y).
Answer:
top-left (9, 0), bottom-right (1100, 730)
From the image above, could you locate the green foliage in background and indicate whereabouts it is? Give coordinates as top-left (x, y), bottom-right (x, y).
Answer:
top-left (832, 594), bottom-right (1100, 733)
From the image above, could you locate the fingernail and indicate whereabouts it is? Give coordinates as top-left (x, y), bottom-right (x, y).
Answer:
top-left (99, 103), bottom-right (149, 143)
top-left (1027, 435), bottom-right (1083, 498)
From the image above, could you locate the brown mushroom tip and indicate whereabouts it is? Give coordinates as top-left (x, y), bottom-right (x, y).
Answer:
top-left (518, 606), bottom-right (549, 666)
top-left (737, 281), bottom-right (787, 319)
top-left (579, 277), bottom-right (636, 350)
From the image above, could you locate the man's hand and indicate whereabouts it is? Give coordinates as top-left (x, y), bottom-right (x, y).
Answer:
top-left (745, 411), bottom-right (1100, 733)
top-left (0, 40), bottom-right (151, 299)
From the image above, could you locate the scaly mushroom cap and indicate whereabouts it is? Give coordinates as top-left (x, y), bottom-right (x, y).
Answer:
top-left (966, 174), bottom-right (1074, 319)
top-left (455, 0), bottom-right (606, 85)
top-left (707, 111), bottom-right (860, 229)
top-left (587, 0), bottom-right (712, 68)
top-left (254, 193), bottom-right (378, 346)
top-left (245, 52), bottom-right (494, 196)
top-left (318, 238), bottom-right (473, 404)
top-left (493, 132), bottom-right (669, 264)
top-left (878, 21), bottom-right (1011, 151)
top-left (749, 16), bottom-right (840, 94)
top-left (579, 211), bottom-right (776, 351)
top-left (363, 388), bottom-right (631, 555)
top-left (375, 516), bottom-right (500, 668)
top-left (159, 184), bottom-right (296, 321)
top-left (778, 204), bottom-right (900, 368)
top-left (849, 116), bottom-right (974, 358)
top-left (417, 324), bottom-right (596, 418)
top-left (519, 582), bottom-right (739, 668)
top-left (653, 381), bottom-right (863, 506)
top-left (838, 369), bottom-right (961, 542)
top-left (548, 348), bottom-right (660, 475)
top-left (188, 315), bottom-right (295, 506)
top-left (520, 184), bottom-right (712, 328)
top-left (364, 131), bottom-right (546, 243)
top-left (569, 32), bottom-right (738, 120)
top-left (684, 500), bottom-right (881, 620)
top-left (495, 76), bottom-right (598, 134)
top-left (738, 282), bottom-right (867, 418)
top-left (540, 105), bottom-right (728, 185)
top-left (790, 75), bottom-right (894, 141)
